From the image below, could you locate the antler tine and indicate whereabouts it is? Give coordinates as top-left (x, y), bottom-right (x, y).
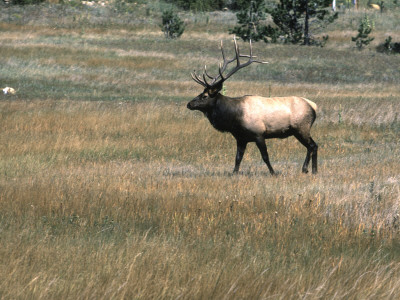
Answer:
top-left (234, 39), bottom-right (268, 63)
top-left (191, 71), bottom-right (203, 85)
top-left (191, 36), bottom-right (268, 90)
top-left (249, 39), bottom-right (253, 60)
top-left (202, 72), bottom-right (211, 87)
top-left (212, 39), bottom-right (236, 84)
top-left (204, 65), bottom-right (214, 80)
top-left (220, 40), bottom-right (225, 62)
top-left (191, 71), bottom-right (207, 88)
top-left (220, 40), bottom-right (237, 66)
top-left (253, 59), bottom-right (269, 64)
top-left (248, 39), bottom-right (268, 64)
top-left (217, 62), bottom-right (225, 82)
top-left (218, 36), bottom-right (269, 83)
top-left (233, 35), bottom-right (240, 67)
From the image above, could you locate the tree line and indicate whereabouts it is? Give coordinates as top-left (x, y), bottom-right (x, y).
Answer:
top-left (164, 0), bottom-right (339, 46)
top-left (163, 0), bottom-right (399, 53)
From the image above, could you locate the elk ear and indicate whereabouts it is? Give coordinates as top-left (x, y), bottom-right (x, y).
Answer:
top-left (207, 82), bottom-right (223, 98)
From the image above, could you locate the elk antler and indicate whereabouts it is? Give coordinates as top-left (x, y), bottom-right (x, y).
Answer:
top-left (191, 36), bottom-right (268, 90)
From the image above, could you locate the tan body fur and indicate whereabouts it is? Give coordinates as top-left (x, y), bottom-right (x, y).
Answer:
top-left (240, 96), bottom-right (317, 139)
top-left (188, 93), bottom-right (318, 174)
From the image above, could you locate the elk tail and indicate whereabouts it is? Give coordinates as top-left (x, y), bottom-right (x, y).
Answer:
top-left (302, 98), bottom-right (317, 112)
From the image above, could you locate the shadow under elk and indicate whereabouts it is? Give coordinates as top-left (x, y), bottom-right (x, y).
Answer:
top-left (187, 37), bottom-right (318, 175)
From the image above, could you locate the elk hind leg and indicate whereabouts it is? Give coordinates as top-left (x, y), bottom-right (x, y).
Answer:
top-left (294, 134), bottom-right (318, 174)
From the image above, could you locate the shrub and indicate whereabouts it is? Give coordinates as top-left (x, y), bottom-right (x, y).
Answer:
top-left (160, 9), bottom-right (185, 39)
top-left (8, 0), bottom-right (45, 4)
top-left (164, 0), bottom-right (225, 11)
top-left (164, 0), bottom-right (256, 11)
top-left (352, 15), bottom-right (374, 50)
top-left (377, 36), bottom-right (400, 54)
top-left (228, 0), bottom-right (253, 11)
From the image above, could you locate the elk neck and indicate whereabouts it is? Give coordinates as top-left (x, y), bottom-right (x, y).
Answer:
top-left (204, 94), bottom-right (244, 133)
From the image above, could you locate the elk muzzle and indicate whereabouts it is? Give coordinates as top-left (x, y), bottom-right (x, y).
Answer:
top-left (187, 101), bottom-right (195, 110)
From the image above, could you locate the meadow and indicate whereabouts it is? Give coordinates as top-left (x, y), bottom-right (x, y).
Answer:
top-left (1, 2), bottom-right (400, 299)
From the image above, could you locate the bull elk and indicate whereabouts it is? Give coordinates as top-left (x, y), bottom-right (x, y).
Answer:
top-left (187, 37), bottom-right (318, 175)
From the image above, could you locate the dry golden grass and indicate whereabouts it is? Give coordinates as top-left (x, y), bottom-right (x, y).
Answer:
top-left (1, 93), bottom-right (400, 299)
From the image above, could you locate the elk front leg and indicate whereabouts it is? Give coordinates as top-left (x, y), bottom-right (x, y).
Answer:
top-left (255, 138), bottom-right (275, 175)
top-left (233, 140), bottom-right (247, 173)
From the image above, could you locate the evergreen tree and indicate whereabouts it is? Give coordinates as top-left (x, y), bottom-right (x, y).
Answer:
top-left (229, 0), bottom-right (278, 42)
top-left (160, 9), bottom-right (185, 39)
top-left (231, 0), bottom-right (338, 45)
top-left (352, 15), bottom-right (374, 50)
top-left (267, 0), bottom-right (338, 45)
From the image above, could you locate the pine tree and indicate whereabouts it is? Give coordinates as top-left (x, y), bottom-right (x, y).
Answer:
top-left (351, 15), bottom-right (374, 50)
top-left (160, 9), bottom-right (185, 39)
top-left (230, 0), bottom-right (337, 45)
top-left (267, 0), bottom-right (338, 45)
top-left (229, 0), bottom-right (278, 42)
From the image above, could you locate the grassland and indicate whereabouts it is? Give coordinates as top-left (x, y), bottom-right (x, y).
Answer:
top-left (1, 2), bottom-right (400, 299)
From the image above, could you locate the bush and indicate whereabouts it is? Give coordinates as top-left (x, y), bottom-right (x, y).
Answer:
top-left (376, 36), bottom-right (400, 54)
top-left (228, 0), bottom-right (252, 10)
top-left (164, 0), bottom-right (252, 11)
top-left (8, 0), bottom-right (45, 4)
top-left (160, 9), bottom-right (185, 39)
top-left (164, 0), bottom-right (225, 11)
top-left (352, 15), bottom-right (374, 50)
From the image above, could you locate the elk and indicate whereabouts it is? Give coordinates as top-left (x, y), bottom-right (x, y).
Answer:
top-left (187, 37), bottom-right (318, 175)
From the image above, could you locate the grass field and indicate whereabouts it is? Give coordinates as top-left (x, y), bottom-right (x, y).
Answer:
top-left (1, 2), bottom-right (400, 299)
